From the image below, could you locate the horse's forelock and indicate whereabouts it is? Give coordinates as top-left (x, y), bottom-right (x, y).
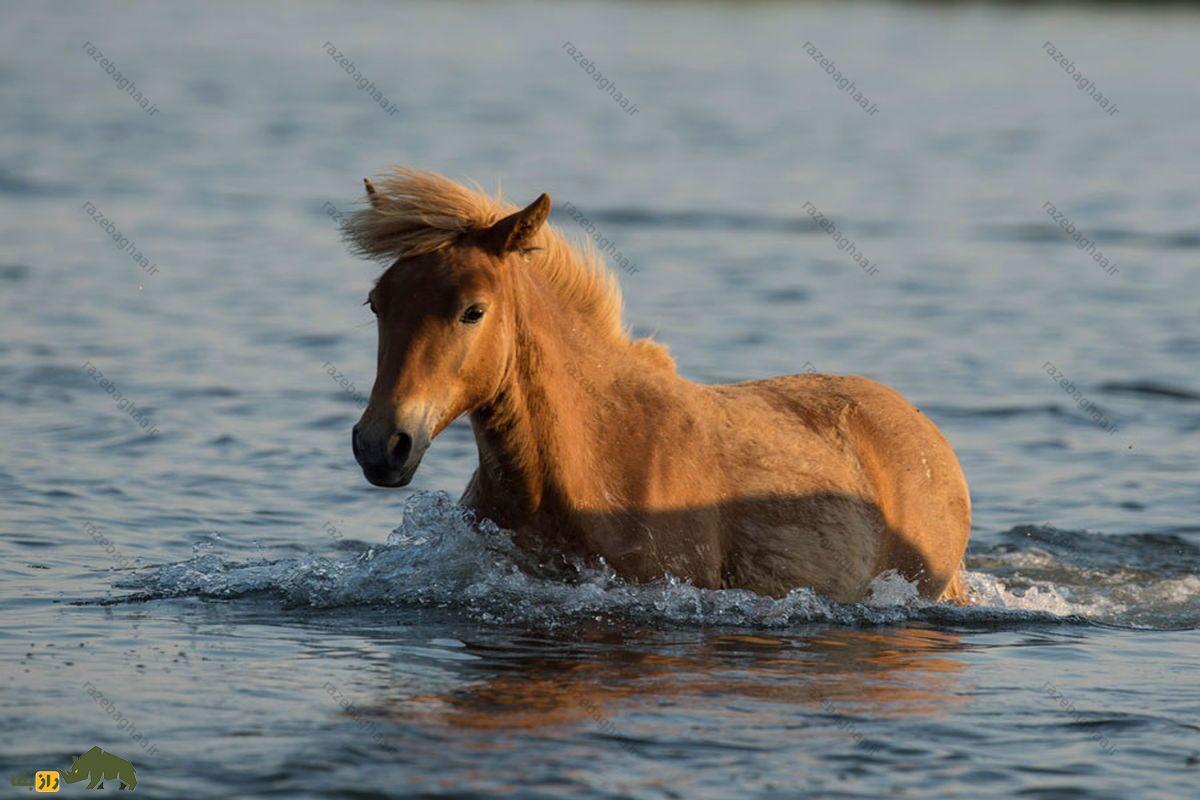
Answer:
top-left (343, 167), bottom-right (662, 358)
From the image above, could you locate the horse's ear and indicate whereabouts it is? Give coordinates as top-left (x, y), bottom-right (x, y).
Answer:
top-left (363, 178), bottom-right (385, 209)
top-left (482, 193), bottom-right (551, 255)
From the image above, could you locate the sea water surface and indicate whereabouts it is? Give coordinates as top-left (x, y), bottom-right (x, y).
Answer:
top-left (1, 1), bottom-right (1198, 797)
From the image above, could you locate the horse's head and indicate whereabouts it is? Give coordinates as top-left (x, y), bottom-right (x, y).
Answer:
top-left (352, 190), bottom-right (551, 487)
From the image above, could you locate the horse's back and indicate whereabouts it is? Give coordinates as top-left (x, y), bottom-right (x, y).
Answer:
top-left (706, 372), bottom-right (970, 600)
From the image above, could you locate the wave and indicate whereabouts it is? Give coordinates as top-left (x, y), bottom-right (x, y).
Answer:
top-left (978, 222), bottom-right (1200, 251)
top-left (1097, 380), bottom-right (1200, 402)
top-left (99, 493), bottom-right (1200, 631)
top-left (920, 402), bottom-right (1068, 420)
top-left (553, 207), bottom-right (824, 234)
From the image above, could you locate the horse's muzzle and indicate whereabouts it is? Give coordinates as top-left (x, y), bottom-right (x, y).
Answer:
top-left (352, 424), bottom-right (430, 487)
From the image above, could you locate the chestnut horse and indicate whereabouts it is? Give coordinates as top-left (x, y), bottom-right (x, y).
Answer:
top-left (346, 169), bottom-right (970, 603)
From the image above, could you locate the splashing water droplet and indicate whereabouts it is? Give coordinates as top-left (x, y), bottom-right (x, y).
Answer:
top-left (111, 494), bottom-right (1199, 629)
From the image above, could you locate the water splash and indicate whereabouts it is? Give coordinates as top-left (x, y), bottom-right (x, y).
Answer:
top-left (111, 493), bottom-right (1199, 630)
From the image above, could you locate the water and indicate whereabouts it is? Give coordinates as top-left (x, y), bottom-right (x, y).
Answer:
top-left (2, 1), bottom-right (1198, 797)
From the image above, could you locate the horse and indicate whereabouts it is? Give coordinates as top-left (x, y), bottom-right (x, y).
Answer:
top-left (345, 169), bottom-right (971, 603)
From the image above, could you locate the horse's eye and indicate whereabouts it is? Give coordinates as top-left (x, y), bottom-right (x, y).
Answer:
top-left (364, 298), bottom-right (377, 315)
top-left (460, 305), bottom-right (486, 324)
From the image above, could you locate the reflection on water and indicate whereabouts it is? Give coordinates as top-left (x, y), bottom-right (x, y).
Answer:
top-left (420, 628), bottom-right (969, 734)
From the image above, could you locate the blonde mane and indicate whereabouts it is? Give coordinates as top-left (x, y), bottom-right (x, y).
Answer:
top-left (344, 168), bottom-right (666, 361)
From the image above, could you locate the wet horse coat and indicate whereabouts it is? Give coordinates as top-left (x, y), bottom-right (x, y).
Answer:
top-left (347, 169), bottom-right (971, 602)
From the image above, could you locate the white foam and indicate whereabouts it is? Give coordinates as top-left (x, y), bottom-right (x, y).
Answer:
top-left (115, 492), bottom-right (1197, 629)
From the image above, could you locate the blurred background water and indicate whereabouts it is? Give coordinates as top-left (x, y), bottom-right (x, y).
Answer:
top-left (1, 1), bottom-right (1198, 797)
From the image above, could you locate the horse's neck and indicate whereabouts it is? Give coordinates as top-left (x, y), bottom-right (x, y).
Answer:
top-left (469, 279), bottom-right (627, 523)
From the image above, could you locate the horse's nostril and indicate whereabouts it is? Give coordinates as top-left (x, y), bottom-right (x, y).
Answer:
top-left (390, 432), bottom-right (413, 466)
top-left (351, 425), bottom-right (362, 458)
